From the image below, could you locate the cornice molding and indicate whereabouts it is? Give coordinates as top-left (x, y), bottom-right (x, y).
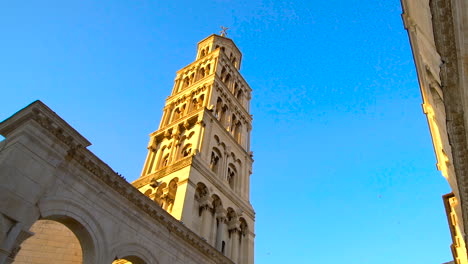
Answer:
top-left (430, 0), bottom-right (468, 247)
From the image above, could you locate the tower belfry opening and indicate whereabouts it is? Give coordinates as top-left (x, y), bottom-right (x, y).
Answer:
top-left (132, 34), bottom-right (255, 264)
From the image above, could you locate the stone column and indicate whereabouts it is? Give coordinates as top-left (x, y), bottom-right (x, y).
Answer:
top-left (209, 211), bottom-right (217, 246)
top-left (214, 210), bottom-right (226, 251)
top-left (200, 204), bottom-right (212, 241)
top-left (230, 229), bottom-right (239, 263)
top-left (222, 151), bottom-right (230, 181)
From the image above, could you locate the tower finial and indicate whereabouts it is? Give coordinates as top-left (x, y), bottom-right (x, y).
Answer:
top-left (220, 26), bottom-right (229, 37)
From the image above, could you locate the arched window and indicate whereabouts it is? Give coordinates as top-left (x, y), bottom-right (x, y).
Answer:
top-left (232, 57), bottom-right (237, 67)
top-left (239, 218), bottom-right (248, 237)
top-left (221, 47), bottom-right (225, 53)
top-left (143, 189), bottom-right (152, 198)
top-left (183, 77), bottom-right (190, 89)
top-left (234, 122), bottom-right (241, 144)
top-left (199, 67), bottom-right (206, 79)
top-left (154, 183), bottom-right (166, 207)
top-left (233, 82), bottom-right (239, 94)
top-left (230, 115), bottom-right (237, 133)
top-left (200, 49), bottom-right (206, 58)
top-left (236, 89), bottom-right (243, 101)
top-left (190, 73), bottom-right (195, 84)
top-left (215, 98), bottom-right (226, 124)
top-left (161, 154), bottom-right (170, 168)
top-left (194, 183), bottom-right (209, 216)
top-left (198, 94), bottom-right (205, 109)
top-left (206, 64), bottom-right (211, 75)
top-left (181, 144), bottom-right (192, 157)
top-left (227, 165), bottom-right (236, 189)
top-left (223, 74), bottom-right (231, 86)
top-left (220, 67), bottom-right (227, 80)
top-left (172, 108), bottom-right (181, 121)
top-left (191, 98), bottom-right (198, 111)
top-left (166, 178), bottom-right (178, 213)
top-left (215, 98), bottom-right (223, 118)
top-left (210, 148), bottom-right (221, 173)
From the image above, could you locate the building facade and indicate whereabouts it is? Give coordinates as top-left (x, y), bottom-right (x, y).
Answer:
top-left (400, 0), bottom-right (468, 263)
top-left (0, 34), bottom-right (254, 264)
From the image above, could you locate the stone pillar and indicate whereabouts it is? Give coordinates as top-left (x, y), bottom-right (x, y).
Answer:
top-left (209, 211), bottom-right (217, 246)
top-left (0, 221), bottom-right (33, 264)
top-left (199, 198), bottom-right (212, 240)
top-left (230, 230), bottom-right (239, 263)
top-left (214, 210), bottom-right (226, 251)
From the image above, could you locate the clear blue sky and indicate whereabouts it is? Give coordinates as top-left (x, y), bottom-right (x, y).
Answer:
top-left (0, 1), bottom-right (452, 263)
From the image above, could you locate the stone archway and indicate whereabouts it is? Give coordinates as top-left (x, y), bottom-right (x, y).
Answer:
top-left (111, 242), bottom-right (157, 264)
top-left (112, 256), bottom-right (146, 264)
top-left (13, 219), bottom-right (83, 263)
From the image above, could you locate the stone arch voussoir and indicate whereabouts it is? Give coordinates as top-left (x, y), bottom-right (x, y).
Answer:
top-left (37, 196), bottom-right (108, 263)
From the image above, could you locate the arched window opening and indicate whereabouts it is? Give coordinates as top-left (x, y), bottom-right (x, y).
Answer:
top-left (232, 57), bottom-right (237, 66)
top-left (215, 98), bottom-right (223, 119)
top-left (190, 73), bottom-right (195, 84)
top-left (233, 82), bottom-right (239, 94)
top-left (166, 178), bottom-right (179, 213)
top-left (173, 108), bottom-right (181, 121)
top-left (227, 165), bottom-right (236, 189)
top-left (200, 49), bottom-right (206, 58)
top-left (220, 106), bottom-right (227, 125)
top-left (195, 183), bottom-right (209, 216)
top-left (234, 122), bottom-right (242, 144)
top-left (182, 144), bottom-right (192, 157)
top-left (183, 77), bottom-right (190, 89)
top-left (199, 67), bottom-right (206, 79)
top-left (223, 74), bottom-right (231, 86)
top-left (191, 98), bottom-right (198, 111)
top-left (206, 64), bottom-right (211, 75)
top-left (239, 218), bottom-right (248, 237)
top-left (154, 183), bottom-right (166, 207)
top-left (221, 47), bottom-right (226, 53)
top-left (220, 67), bottom-right (227, 80)
top-left (230, 115), bottom-right (237, 133)
top-left (198, 94), bottom-right (205, 109)
top-left (179, 104), bottom-right (186, 118)
top-left (143, 189), bottom-right (152, 198)
top-left (161, 154), bottom-right (170, 168)
top-left (215, 98), bottom-right (227, 125)
top-left (236, 89), bottom-right (243, 101)
top-left (210, 148), bottom-right (221, 173)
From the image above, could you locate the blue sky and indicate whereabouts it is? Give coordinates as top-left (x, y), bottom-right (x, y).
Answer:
top-left (0, 1), bottom-right (452, 263)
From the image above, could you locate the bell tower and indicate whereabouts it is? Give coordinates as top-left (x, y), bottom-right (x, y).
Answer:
top-left (133, 34), bottom-right (255, 264)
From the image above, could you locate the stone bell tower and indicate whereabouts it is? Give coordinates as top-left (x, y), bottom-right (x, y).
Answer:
top-left (132, 34), bottom-right (255, 264)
